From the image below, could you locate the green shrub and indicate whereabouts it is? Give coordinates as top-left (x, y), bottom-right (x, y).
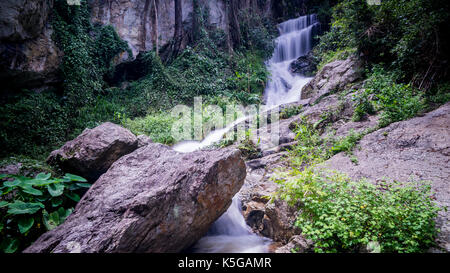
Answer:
top-left (352, 89), bottom-right (376, 122)
top-left (122, 113), bottom-right (176, 145)
top-left (330, 129), bottom-right (365, 155)
top-left (288, 118), bottom-right (332, 167)
top-left (274, 168), bottom-right (442, 253)
top-left (237, 130), bottom-right (261, 160)
top-left (280, 105), bottom-right (303, 119)
top-left (0, 172), bottom-right (89, 253)
top-left (0, 91), bottom-right (71, 159)
top-left (364, 67), bottom-right (426, 127)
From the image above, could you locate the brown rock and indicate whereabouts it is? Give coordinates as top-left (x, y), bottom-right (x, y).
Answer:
top-left (47, 122), bottom-right (138, 181)
top-left (25, 144), bottom-right (246, 253)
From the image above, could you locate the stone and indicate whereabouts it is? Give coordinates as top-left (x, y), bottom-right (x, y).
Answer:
top-left (289, 52), bottom-right (316, 76)
top-left (25, 144), bottom-right (246, 253)
top-left (47, 122), bottom-right (138, 181)
top-left (0, 0), bottom-right (61, 92)
top-left (137, 135), bottom-right (153, 148)
top-left (274, 235), bottom-right (314, 253)
top-left (301, 56), bottom-right (362, 103)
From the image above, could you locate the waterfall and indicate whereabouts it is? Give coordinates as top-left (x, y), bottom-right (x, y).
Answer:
top-left (191, 197), bottom-right (271, 253)
top-left (176, 15), bottom-right (318, 253)
top-left (264, 14), bottom-right (318, 106)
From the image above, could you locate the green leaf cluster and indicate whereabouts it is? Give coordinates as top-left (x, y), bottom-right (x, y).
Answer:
top-left (0, 172), bottom-right (89, 253)
top-left (274, 168), bottom-right (442, 253)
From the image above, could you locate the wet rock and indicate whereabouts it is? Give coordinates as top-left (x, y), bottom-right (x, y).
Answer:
top-left (289, 52), bottom-right (316, 76)
top-left (25, 144), bottom-right (246, 253)
top-left (301, 56), bottom-right (362, 103)
top-left (47, 122), bottom-right (138, 181)
top-left (323, 102), bottom-right (450, 252)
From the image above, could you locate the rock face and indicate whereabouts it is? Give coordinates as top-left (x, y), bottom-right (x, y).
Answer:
top-left (25, 144), bottom-right (246, 253)
top-left (89, 0), bottom-right (272, 58)
top-left (324, 102), bottom-right (450, 252)
top-left (47, 122), bottom-right (138, 181)
top-left (289, 52), bottom-right (316, 76)
top-left (301, 56), bottom-right (362, 103)
top-left (0, 0), bottom-right (61, 92)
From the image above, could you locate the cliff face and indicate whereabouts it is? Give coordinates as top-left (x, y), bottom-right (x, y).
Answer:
top-left (0, 0), bottom-right (61, 92)
top-left (0, 0), bottom-right (273, 92)
top-left (89, 0), bottom-right (272, 58)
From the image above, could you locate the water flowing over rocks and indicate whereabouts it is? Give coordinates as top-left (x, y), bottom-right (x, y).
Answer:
top-left (25, 144), bottom-right (246, 253)
top-left (47, 122), bottom-right (139, 181)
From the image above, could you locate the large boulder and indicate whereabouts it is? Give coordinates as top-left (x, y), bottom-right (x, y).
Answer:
top-left (25, 144), bottom-right (246, 253)
top-left (323, 102), bottom-right (450, 252)
top-left (47, 122), bottom-right (138, 181)
top-left (301, 56), bottom-right (362, 103)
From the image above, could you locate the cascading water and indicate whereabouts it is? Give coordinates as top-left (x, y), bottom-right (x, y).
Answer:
top-left (191, 197), bottom-right (271, 253)
top-left (264, 14), bottom-right (318, 106)
top-left (174, 15), bottom-right (318, 253)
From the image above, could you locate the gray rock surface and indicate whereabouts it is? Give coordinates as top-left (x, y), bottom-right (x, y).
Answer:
top-left (301, 56), bottom-right (362, 103)
top-left (25, 144), bottom-right (246, 253)
top-left (137, 134), bottom-right (153, 148)
top-left (0, 0), bottom-right (61, 90)
top-left (47, 122), bottom-right (138, 181)
top-left (324, 102), bottom-right (450, 252)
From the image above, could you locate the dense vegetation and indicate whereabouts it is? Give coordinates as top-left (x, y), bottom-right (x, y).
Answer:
top-left (274, 117), bottom-right (442, 253)
top-left (0, 0), bottom-right (275, 160)
top-left (0, 172), bottom-right (89, 253)
top-left (0, 0), bottom-right (448, 253)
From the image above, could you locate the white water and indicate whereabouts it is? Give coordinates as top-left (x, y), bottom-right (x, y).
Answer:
top-left (174, 15), bottom-right (318, 253)
top-left (191, 197), bottom-right (271, 253)
top-left (264, 14), bottom-right (318, 106)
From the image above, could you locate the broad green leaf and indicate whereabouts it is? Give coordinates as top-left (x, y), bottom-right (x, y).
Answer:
top-left (57, 207), bottom-right (73, 221)
top-left (65, 192), bottom-right (80, 202)
top-left (0, 174), bottom-right (11, 180)
top-left (76, 183), bottom-right (91, 188)
top-left (51, 198), bottom-right (63, 207)
top-left (3, 179), bottom-right (21, 187)
top-left (7, 201), bottom-right (44, 215)
top-left (47, 183), bottom-right (64, 197)
top-left (28, 179), bottom-right (54, 187)
top-left (64, 173), bottom-right (87, 182)
top-left (0, 237), bottom-right (19, 253)
top-left (35, 173), bottom-right (51, 180)
top-left (0, 201), bottom-right (8, 208)
top-left (21, 186), bottom-right (43, 196)
top-left (43, 210), bottom-right (60, 230)
top-left (18, 217), bottom-right (34, 234)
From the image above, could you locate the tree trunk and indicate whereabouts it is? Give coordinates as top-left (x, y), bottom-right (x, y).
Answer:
top-left (151, 0), bottom-right (159, 55)
top-left (192, 0), bottom-right (200, 42)
top-left (141, 0), bottom-right (151, 50)
top-left (228, 0), bottom-right (242, 50)
top-left (173, 0), bottom-right (183, 57)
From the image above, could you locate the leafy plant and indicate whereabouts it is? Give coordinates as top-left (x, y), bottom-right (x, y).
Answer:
top-left (364, 67), bottom-right (426, 127)
top-left (280, 105), bottom-right (303, 119)
top-left (274, 168), bottom-right (442, 253)
top-left (0, 172), bottom-right (89, 253)
top-left (237, 130), bottom-right (261, 160)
